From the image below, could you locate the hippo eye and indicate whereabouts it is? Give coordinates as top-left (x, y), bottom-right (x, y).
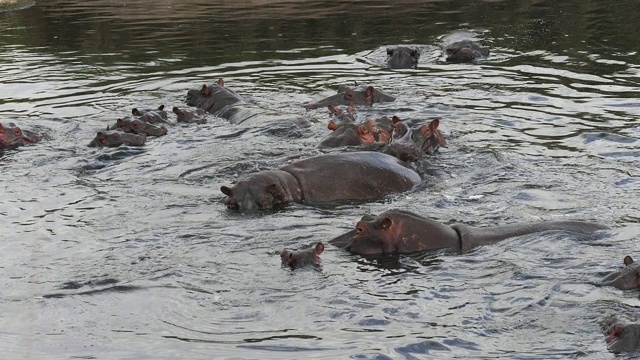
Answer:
top-left (345, 92), bottom-right (354, 100)
top-left (133, 121), bottom-right (142, 129)
top-left (13, 128), bottom-right (21, 136)
top-left (356, 226), bottom-right (364, 234)
top-left (259, 197), bottom-right (269, 208)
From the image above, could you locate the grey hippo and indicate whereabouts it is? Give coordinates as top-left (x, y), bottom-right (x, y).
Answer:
top-left (330, 209), bottom-right (608, 256)
top-left (220, 152), bottom-right (421, 211)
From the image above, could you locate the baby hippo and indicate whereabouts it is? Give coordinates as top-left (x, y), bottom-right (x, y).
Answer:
top-left (601, 255), bottom-right (640, 290)
top-left (604, 319), bottom-right (640, 353)
top-left (280, 243), bottom-right (324, 269)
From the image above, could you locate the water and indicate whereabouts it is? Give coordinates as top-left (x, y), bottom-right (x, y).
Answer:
top-left (1, 1), bottom-right (640, 359)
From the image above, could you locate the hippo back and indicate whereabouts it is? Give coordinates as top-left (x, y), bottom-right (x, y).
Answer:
top-left (281, 151), bottom-right (420, 203)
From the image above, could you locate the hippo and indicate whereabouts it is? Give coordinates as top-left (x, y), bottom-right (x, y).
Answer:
top-left (0, 122), bottom-right (43, 149)
top-left (280, 243), bottom-right (324, 269)
top-left (604, 319), bottom-right (640, 353)
top-left (108, 117), bottom-right (167, 137)
top-left (186, 79), bottom-right (310, 128)
top-left (601, 256), bottom-right (640, 290)
top-left (318, 106), bottom-right (394, 148)
top-left (131, 105), bottom-right (172, 125)
top-left (445, 41), bottom-right (490, 63)
top-left (220, 152), bottom-right (421, 211)
top-left (88, 130), bottom-right (146, 147)
top-left (383, 117), bottom-right (447, 162)
top-left (386, 46), bottom-right (420, 69)
top-left (303, 85), bottom-right (396, 110)
top-left (329, 209), bottom-right (608, 256)
top-left (172, 106), bottom-right (208, 124)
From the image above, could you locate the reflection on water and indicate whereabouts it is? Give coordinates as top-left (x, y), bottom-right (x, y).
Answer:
top-left (1, 0), bottom-right (640, 359)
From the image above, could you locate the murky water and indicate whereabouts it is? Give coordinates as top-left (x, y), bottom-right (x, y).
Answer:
top-left (2, 1), bottom-right (640, 359)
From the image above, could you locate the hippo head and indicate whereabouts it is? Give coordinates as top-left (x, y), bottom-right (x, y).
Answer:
top-left (605, 320), bottom-right (640, 353)
top-left (280, 242), bottom-right (324, 269)
top-left (344, 214), bottom-right (399, 256)
top-left (0, 123), bottom-right (24, 148)
top-left (303, 86), bottom-right (396, 110)
top-left (385, 117), bottom-right (447, 162)
top-left (446, 48), bottom-right (476, 63)
top-left (602, 256), bottom-right (640, 290)
top-left (386, 46), bottom-right (420, 69)
top-left (90, 131), bottom-right (122, 147)
top-left (220, 171), bottom-right (296, 211)
top-left (173, 106), bottom-right (208, 124)
top-left (186, 79), bottom-right (227, 112)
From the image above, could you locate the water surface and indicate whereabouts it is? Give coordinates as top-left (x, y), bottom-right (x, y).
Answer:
top-left (1, 1), bottom-right (640, 359)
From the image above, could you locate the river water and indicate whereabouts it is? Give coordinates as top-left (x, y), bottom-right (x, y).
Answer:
top-left (1, 1), bottom-right (640, 359)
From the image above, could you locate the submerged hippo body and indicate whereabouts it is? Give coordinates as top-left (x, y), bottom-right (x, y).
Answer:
top-left (386, 46), bottom-right (420, 69)
top-left (186, 79), bottom-right (310, 128)
top-left (445, 40), bottom-right (490, 63)
top-left (601, 256), bottom-right (640, 290)
top-left (88, 130), bottom-right (146, 148)
top-left (220, 152), bottom-right (421, 211)
top-left (303, 85), bottom-right (396, 110)
top-left (384, 117), bottom-right (447, 162)
top-left (280, 243), bottom-right (324, 269)
top-left (604, 320), bottom-right (640, 353)
top-left (330, 209), bottom-right (608, 256)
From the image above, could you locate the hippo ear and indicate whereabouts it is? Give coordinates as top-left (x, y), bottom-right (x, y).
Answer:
top-left (201, 84), bottom-right (211, 96)
top-left (327, 105), bottom-right (340, 115)
top-left (365, 86), bottom-right (375, 101)
top-left (386, 48), bottom-right (394, 56)
top-left (624, 256), bottom-right (635, 266)
top-left (266, 183), bottom-right (287, 202)
top-left (220, 186), bottom-right (232, 196)
top-left (411, 48), bottom-right (419, 58)
top-left (328, 121), bottom-right (339, 131)
top-left (132, 108), bottom-right (140, 116)
top-left (419, 124), bottom-right (432, 138)
top-left (217, 78), bottom-right (225, 87)
top-left (429, 118), bottom-right (440, 130)
top-left (392, 116), bottom-right (402, 124)
top-left (315, 242), bottom-right (325, 255)
top-left (380, 217), bottom-right (392, 230)
top-left (157, 105), bottom-right (165, 111)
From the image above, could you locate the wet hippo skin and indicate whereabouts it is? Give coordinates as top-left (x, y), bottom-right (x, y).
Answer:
top-left (220, 152), bottom-right (421, 211)
top-left (303, 85), bottom-right (396, 110)
top-left (280, 243), bottom-right (324, 269)
top-left (601, 255), bottom-right (640, 290)
top-left (330, 209), bottom-right (608, 256)
top-left (604, 319), bottom-right (640, 353)
top-left (386, 46), bottom-right (420, 69)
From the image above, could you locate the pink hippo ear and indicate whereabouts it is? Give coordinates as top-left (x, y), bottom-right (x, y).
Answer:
top-left (624, 255), bottom-right (635, 266)
top-left (429, 118), bottom-right (447, 147)
top-left (220, 186), bottom-right (232, 196)
top-left (201, 84), bottom-right (211, 96)
top-left (380, 217), bottom-right (392, 230)
top-left (327, 105), bottom-right (340, 116)
top-left (217, 78), bottom-right (225, 87)
top-left (365, 86), bottom-right (375, 103)
top-left (328, 121), bottom-right (339, 131)
top-left (314, 242), bottom-right (325, 255)
top-left (266, 183), bottom-right (287, 202)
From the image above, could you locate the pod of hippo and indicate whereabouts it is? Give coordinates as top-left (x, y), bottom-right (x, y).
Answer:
top-left (5, 39), bottom-right (633, 354)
